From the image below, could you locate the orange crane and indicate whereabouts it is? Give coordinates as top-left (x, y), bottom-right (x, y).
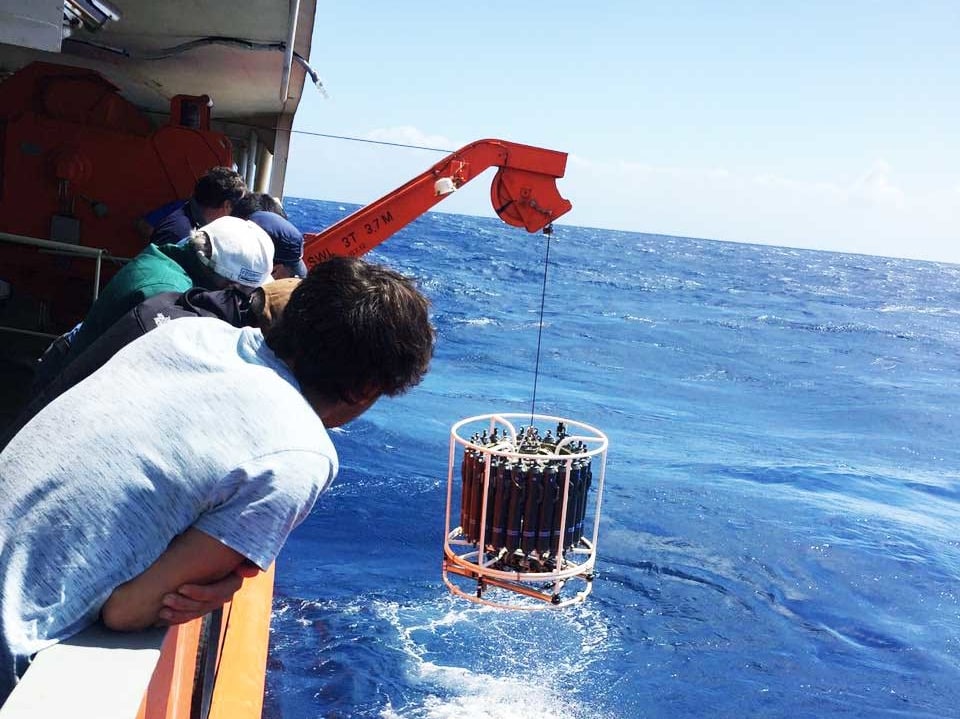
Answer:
top-left (302, 139), bottom-right (573, 267)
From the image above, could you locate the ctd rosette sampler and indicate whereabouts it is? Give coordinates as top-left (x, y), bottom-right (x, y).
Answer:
top-left (442, 413), bottom-right (608, 609)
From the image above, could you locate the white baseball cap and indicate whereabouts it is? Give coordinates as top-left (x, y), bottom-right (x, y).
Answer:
top-left (196, 216), bottom-right (274, 287)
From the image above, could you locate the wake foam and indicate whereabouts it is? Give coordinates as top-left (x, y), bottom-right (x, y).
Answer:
top-left (373, 597), bottom-right (618, 719)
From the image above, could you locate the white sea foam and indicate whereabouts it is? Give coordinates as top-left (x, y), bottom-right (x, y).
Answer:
top-left (870, 357), bottom-right (897, 370)
top-left (379, 665), bottom-right (593, 719)
top-left (372, 597), bottom-right (617, 719)
top-left (878, 304), bottom-right (959, 315)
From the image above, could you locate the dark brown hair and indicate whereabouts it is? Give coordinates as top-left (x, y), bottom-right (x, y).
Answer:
top-left (266, 257), bottom-right (434, 402)
top-left (232, 192), bottom-right (287, 219)
top-left (194, 167), bottom-right (246, 209)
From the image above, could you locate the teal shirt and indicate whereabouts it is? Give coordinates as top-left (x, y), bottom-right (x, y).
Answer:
top-left (68, 244), bottom-right (201, 357)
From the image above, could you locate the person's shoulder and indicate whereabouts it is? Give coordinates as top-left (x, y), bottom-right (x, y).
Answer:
top-left (150, 204), bottom-right (192, 244)
top-left (253, 387), bottom-right (332, 445)
top-left (132, 291), bottom-right (205, 331)
top-left (151, 205), bottom-right (190, 230)
top-left (143, 198), bottom-right (186, 227)
top-left (79, 247), bottom-right (182, 324)
top-left (95, 318), bottom-right (247, 390)
top-left (148, 314), bottom-right (242, 343)
top-left (244, 432), bottom-right (338, 491)
top-left (120, 245), bottom-right (192, 287)
top-left (126, 243), bottom-right (178, 269)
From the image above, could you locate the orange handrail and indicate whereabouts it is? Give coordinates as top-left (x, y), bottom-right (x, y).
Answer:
top-left (208, 565), bottom-right (275, 719)
top-left (136, 621), bottom-right (200, 719)
top-left (135, 565), bottom-right (276, 719)
top-left (303, 139), bottom-right (572, 267)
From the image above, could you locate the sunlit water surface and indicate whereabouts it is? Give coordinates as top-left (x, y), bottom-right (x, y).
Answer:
top-left (264, 198), bottom-right (960, 718)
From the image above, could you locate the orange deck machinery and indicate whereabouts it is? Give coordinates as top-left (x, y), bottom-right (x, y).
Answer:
top-left (0, 62), bottom-right (231, 329)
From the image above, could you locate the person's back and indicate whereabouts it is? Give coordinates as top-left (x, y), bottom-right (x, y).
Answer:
top-left (0, 318), bottom-right (335, 699)
top-left (68, 243), bottom-right (194, 357)
top-left (2, 281), bottom-right (301, 451)
top-left (247, 211), bottom-right (308, 279)
top-left (61, 216), bottom-right (274, 365)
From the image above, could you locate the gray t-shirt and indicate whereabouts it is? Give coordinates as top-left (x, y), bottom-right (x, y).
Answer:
top-left (0, 318), bottom-right (337, 702)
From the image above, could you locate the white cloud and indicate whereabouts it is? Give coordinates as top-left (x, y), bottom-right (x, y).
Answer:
top-left (849, 160), bottom-right (906, 209)
top-left (557, 155), bottom-right (960, 264)
top-left (751, 173), bottom-right (843, 200)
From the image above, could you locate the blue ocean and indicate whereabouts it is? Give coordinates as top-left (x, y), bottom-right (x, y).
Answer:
top-left (269, 197), bottom-right (960, 718)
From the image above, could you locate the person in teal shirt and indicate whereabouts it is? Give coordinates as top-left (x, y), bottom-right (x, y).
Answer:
top-left (34, 216), bottom-right (274, 389)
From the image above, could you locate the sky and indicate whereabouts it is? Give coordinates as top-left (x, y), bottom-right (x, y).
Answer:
top-left (283, 1), bottom-right (960, 264)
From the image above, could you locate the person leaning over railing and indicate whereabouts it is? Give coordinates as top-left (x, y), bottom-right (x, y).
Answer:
top-left (146, 166), bottom-right (246, 246)
top-left (0, 257), bottom-right (435, 705)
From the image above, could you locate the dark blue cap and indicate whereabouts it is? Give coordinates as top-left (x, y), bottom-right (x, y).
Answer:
top-left (248, 211), bottom-right (308, 278)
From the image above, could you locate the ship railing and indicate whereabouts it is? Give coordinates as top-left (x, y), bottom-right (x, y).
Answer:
top-left (0, 624), bottom-right (166, 718)
top-left (0, 231), bottom-right (128, 339)
top-left (0, 568), bottom-right (275, 718)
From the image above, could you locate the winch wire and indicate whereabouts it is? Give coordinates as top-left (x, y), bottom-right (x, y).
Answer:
top-left (530, 227), bottom-right (553, 424)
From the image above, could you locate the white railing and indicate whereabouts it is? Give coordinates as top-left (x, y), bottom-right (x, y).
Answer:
top-left (0, 231), bottom-right (127, 338)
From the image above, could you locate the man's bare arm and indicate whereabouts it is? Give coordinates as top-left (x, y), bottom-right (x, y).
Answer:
top-left (101, 528), bottom-right (247, 631)
top-left (158, 560), bottom-right (262, 625)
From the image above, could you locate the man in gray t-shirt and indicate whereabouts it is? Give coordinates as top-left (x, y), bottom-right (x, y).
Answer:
top-left (0, 257), bottom-right (434, 704)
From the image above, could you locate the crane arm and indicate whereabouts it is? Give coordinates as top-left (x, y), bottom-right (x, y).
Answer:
top-left (302, 139), bottom-right (573, 267)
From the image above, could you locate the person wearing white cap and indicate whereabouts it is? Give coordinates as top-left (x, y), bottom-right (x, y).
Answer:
top-left (34, 216), bottom-right (274, 390)
top-left (193, 215), bottom-right (275, 288)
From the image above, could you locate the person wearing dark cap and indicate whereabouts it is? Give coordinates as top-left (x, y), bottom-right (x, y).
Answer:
top-left (233, 191), bottom-right (288, 220)
top-left (247, 210), bottom-right (308, 279)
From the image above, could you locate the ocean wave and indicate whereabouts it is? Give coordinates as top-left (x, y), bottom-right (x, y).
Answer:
top-left (878, 304), bottom-right (960, 316)
top-left (450, 316), bottom-right (499, 327)
top-left (753, 314), bottom-right (908, 338)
